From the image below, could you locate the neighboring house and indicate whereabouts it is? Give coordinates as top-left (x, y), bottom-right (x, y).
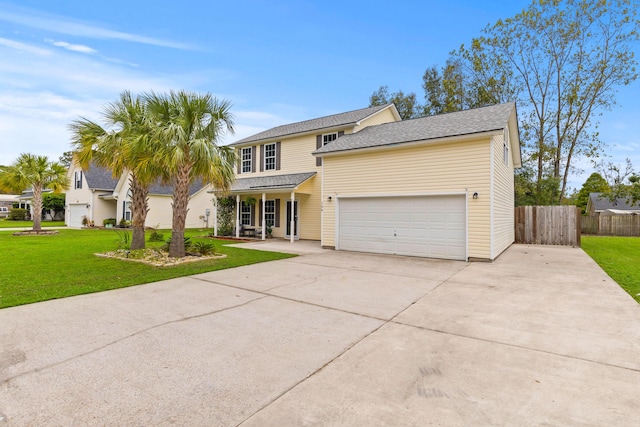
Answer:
top-left (586, 192), bottom-right (640, 217)
top-left (65, 163), bottom-right (119, 227)
top-left (214, 104), bottom-right (401, 242)
top-left (65, 162), bottom-right (213, 229)
top-left (217, 101), bottom-right (521, 262)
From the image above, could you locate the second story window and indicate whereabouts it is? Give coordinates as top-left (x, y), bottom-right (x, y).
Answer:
top-left (323, 133), bottom-right (338, 146)
top-left (264, 143), bottom-right (276, 171)
top-left (74, 171), bottom-right (82, 189)
top-left (241, 147), bottom-right (252, 173)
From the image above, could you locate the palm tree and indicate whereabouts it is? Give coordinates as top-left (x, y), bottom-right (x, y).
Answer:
top-left (144, 90), bottom-right (236, 257)
top-left (69, 91), bottom-right (158, 249)
top-left (0, 154), bottom-right (69, 231)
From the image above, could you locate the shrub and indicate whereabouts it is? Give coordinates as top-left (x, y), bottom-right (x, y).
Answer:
top-left (103, 218), bottom-right (117, 227)
top-left (8, 208), bottom-right (28, 221)
top-left (192, 241), bottom-right (216, 256)
top-left (217, 196), bottom-right (235, 236)
top-left (114, 230), bottom-right (131, 250)
top-left (148, 230), bottom-right (165, 242)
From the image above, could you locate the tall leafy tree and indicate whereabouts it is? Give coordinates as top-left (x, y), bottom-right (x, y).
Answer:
top-left (476, 0), bottom-right (639, 202)
top-left (69, 91), bottom-right (157, 249)
top-left (575, 172), bottom-right (610, 214)
top-left (144, 90), bottom-right (236, 258)
top-left (0, 154), bottom-right (69, 230)
top-left (369, 85), bottom-right (422, 120)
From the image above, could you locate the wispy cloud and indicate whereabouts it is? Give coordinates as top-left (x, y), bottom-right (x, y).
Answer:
top-left (45, 39), bottom-right (97, 54)
top-left (0, 6), bottom-right (193, 50)
top-left (0, 37), bottom-right (51, 55)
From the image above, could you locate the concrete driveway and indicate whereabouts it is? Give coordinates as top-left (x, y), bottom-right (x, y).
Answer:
top-left (1, 244), bottom-right (639, 426)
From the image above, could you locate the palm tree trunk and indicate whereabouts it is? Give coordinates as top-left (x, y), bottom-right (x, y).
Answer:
top-left (32, 184), bottom-right (43, 231)
top-left (169, 167), bottom-right (191, 258)
top-left (129, 175), bottom-right (149, 250)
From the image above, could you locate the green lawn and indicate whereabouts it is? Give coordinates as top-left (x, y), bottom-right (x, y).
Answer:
top-left (0, 219), bottom-right (65, 228)
top-left (0, 228), bottom-right (295, 308)
top-left (582, 236), bottom-right (640, 303)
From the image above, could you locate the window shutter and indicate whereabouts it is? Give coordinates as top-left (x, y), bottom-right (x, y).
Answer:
top-left (275, 199), bottom-right (280, 227)
top-left (260, 145), bottom-right (264, 172)
top-left (276, 141), bottom-right (281, 170)
top-left (258, 200), bottom-right (263, 226)
top-left (236, 150), bottom-right (240, 174)
top-left (251, 146), bottom-right (257, 173)
top-left (316, 135), bottom-right (322, 166)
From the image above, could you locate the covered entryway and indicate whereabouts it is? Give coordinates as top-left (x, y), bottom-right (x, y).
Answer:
top-left (68, 204), bottom-right (88, 228)
top-left (337, 195), bottom-right (466, 260)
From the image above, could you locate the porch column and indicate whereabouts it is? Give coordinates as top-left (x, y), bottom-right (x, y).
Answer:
top-left (261, 193), bottom-right (266, 241)
top-left (290, 191), bottom-right (295, 243)
top-left (235, 194), bottom-right (240, 238)
top-left (213, 197), bottom-right (218, 237)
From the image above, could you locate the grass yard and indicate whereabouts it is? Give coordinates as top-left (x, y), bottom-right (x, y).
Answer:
top-left (0, 228), bottom-right (295, 308)
top-left (0, 219), bottom-right (65, 228)
top-left (582, 235), bottom-right (640, 303)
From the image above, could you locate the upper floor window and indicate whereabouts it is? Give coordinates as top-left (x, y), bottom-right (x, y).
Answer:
top-left (323, 133), bottom-right (338, 146)
top-left (74, 171), bottom-right (82, 189)
top-left (264, 143), bottom-right (276, 171)
top-left (241, 147), bottom-right (252, 173)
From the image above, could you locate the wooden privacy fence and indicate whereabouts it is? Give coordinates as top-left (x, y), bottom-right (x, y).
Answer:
top-left (515, 206), bottom-right (581, 246)
top-left (581, 215), bottom-right (640, 236)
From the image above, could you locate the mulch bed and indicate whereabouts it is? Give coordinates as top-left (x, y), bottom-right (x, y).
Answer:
top-left (12, 230), bottom-right (59, 236)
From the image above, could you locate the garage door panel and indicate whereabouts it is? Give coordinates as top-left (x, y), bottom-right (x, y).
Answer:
top-left (338, 196), bottom-right (466, 260)
top-left (68, 205), bottom-right (86, 228)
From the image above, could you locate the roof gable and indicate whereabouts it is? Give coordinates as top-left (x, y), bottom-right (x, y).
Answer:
top-left (231, 104), bottom-right (397, 146)
top-left (314, 102), bottom-right (517, 155)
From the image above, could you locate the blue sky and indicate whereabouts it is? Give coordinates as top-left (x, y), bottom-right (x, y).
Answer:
top-left (0, 0), bottom-right (638, 192)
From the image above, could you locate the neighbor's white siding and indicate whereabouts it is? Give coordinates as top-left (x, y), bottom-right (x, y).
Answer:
top-left (322, 138), bottom-right (493, 260)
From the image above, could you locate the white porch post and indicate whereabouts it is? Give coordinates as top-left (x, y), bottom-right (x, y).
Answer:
top-left (213, 197), bottom-right (218, 237)
top-left (235, 194), bottom-right (240, 238)
top-left (261, 193), bottom-right (266, 241)
top-left (290, 191), bottom-right (295, 243)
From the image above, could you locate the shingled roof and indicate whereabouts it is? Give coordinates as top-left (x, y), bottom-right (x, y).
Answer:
top-left (147, 179), bottom-right (206, 196)
top-left (84, 164), bottom-right (119, 191)
top-left (219, 172), bottom-right (316, 192)
top-left (588, 192), bottom-right (640, 211)
top-left (313, 102), bottom-right (516, 155)
top-left (231, 104), bottom-right (394, 146)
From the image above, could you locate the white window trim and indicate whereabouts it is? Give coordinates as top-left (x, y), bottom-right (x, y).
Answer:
top-left (241, 147), bottom-right (252, 174)
top-left (264, 143), bottom-right (276, 171)
top-left (322, 132), bottom-right (338, 146)
top-left (240, 201), bottom-right (251, 225)
top-left (503, 126), bottom-right (510, 166)
top-left (264, 199), bottom-right (276, 226)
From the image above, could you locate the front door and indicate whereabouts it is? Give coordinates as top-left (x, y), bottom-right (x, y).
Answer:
top-left (286, 200), bottom-right (298, 237)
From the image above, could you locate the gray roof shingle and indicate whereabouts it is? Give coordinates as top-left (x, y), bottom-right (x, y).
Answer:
top-left (231, 105), bottom-right (394, 146)
top-left (224, 172), bottom-right (316, 192)
top-left (84, 164), bottom-right (119, 190)
top-left (147, 179), bottom-right (206, 196)
top-left (314, 102), bottom-right (516, 155)
top-left (589, 192), bottom-right (640, 211)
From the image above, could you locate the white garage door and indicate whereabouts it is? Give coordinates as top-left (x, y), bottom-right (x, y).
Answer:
top-left (68, 204), bottom-right (87, 228)
top-left (337, 195), bottom-right (466, 260)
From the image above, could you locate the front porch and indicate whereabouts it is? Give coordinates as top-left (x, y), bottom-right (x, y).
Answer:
top-left (209, 172), bottom-right (317, 243)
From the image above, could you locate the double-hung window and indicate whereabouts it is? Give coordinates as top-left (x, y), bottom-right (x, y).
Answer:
top-left (323, 132), bottom-right (338, 146)
top-left (241, 147), bottom-right (252, 173)
top-left (74, 171), bottom-right (83, 189)
top-left (264, 143), bottom-right (276, 171)
top-left (241, 201), bottom-right (252, 225)
top-left (264, 200), bottom-right (275, 226)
